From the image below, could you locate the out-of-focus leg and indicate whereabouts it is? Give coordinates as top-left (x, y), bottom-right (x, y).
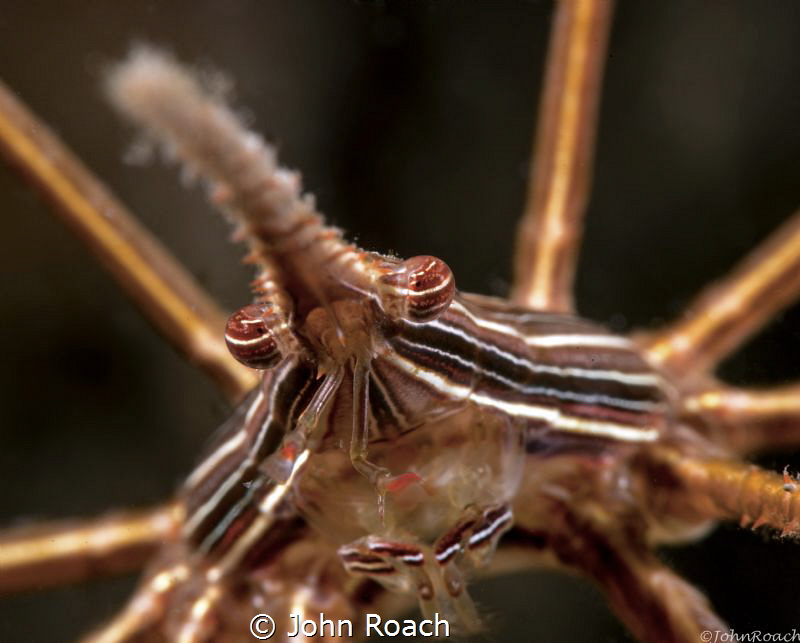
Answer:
top-left (682, 383), bottom-right (800, 454)
top-left (81, 563), bottom-right (189, 643)
top-left (639, 447), bottom-right (800, 536)
top-left (642, 211), bottom-right (800, 380)
top-left (0, 81), bottom-right (256, 400)
top-left (0, 503), bottom-right (181, 593)
top-left (512, 0), bottom-right (614, 313)
top-left (517, 502), bottom-right (729, 643)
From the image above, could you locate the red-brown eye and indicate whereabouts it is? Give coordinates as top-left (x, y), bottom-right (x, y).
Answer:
top-left (379, 255), bottom-right (455, 323)
top-left (224, 304), bottom-right (283, 369)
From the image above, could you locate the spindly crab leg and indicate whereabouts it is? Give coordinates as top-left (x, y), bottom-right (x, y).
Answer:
top-left (642, 210), bottom-right (800, 380)
top-left (0, 70), bottom-right (258, 601)
top-left (512, 0), bottom-right (613, 313)
top-left (640, 447), bottom-right (800, 537)
top-left (517, 500), bottom-right (728, 643)
top-left (81, 562), bottom-right (191, 643)
top-left (681, 383), bottom-right (800, 455)
top-left (0, 81), bottom-right (256, 401)
top-left (0, 503), bottom-right (181, 594)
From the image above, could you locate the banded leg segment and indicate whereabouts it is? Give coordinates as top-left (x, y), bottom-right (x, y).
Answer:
top-left (0, 81), bottom-right (256, 401)
top-left (512, 0), bottom-right (614, 313)
top-left (433, 504), bottom-right (514, 569)
top-left (642, 210), bottom-right (800, 379)
top-left (682, 383), bottom-right (800, 454)
top-left (339, 536), bottom-right (481, 632)
top-left (0, 503), bottom-right (181, 594)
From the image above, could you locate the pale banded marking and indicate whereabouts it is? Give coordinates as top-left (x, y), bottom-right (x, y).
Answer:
top-left (426, 318), bottom-right (660, 388)
top-left (200, 477), bottom-right (263, 553)
top-left (395, 335), bottom-right (662, 412)
top-left (244, 389), bottom-right (268, 425)
top-left (369, 369), bottom-right (412, 430)
top-left (341, 542), bottom-right (425, 570)
top-left (384, 271), bottom-right (453, 298)
top-left (367, 543), bottom-right (425, 566)
top-left (223, 334), bottom-right (274, 347)
top-left (450, 300), bottom-right (636, 351)
top-left (523, 334), bottom-right (637, 350)
top-left (215, 447), bottom-right (311, 574)
top-left (471, 392), bottom-right (659, 442)
top-left (398, 552), bottom-right (425, 565)
top-left (343, 561), bottom-right (396, 574)
top-left (185, 390), bottom-right (263, 488)
top-left (184, 366), bottom-right (288, 535)
top-left (258, 448), bottom-right (310, 515)
top-left (386, 351), bottom-right (473, 399)
top-left (448, 300), bottom-right (527, 340)
top-left (185, 425), bottom-right (247, 489)
top-left (435, 543), bottom-right (461, 564)
top-left (468, 508), bottom-right (513, 548)
top-left (385, 353), bottom-right (659, 442)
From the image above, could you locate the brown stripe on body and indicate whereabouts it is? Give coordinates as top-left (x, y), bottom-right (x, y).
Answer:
top-left (459, 292), bottom-right (601, 330)
top-left (366, 370), bottom-right (412, 439)
top-left (448, 299), bottom-right (667, 416)
top-left (374, 292), bottom-right (670, 444)
top-left (182, 358), bottom-right (317, 549)
top-left (470, 369), bottom-right (667, 425)
top-left (197, 474), bottom-right (293, 562)
top-left (368, 354), bottom-right (472, 428)
top-left (539, 345), bottom-right (654, 373)
top-left (184, 387), bottom-right (268, 509)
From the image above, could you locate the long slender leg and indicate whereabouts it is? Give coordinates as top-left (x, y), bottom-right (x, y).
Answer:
top-left (511, 0), bottom-right (614, 313)
top-left (348, 356), bottom-right (426, 519)
top-left (639, 446), bottom-right (800, 536)
top-left (642, 210), bottom-right (800, 379)
top-left (266, 366), bottom-right (344, 483)
top-left (517, 503), bottom-right (729, 643)
top-left (0, 81), bottom-right (256, 400)
top-left (682, 383), bottom-right (800, 454)
top-left (349, 356), bottom-right (390, 485)
top-left (349, 356), bottom-right (396, 522)
top-left (172, 583), bottom-right (225, 643)
top-left (81, 563), bottom-right (189, 643)
top-left (0, 503), bottom-right (181, 593)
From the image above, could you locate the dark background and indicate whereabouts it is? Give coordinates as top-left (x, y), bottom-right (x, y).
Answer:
top-left (1, 1), bottom-right (800, 641)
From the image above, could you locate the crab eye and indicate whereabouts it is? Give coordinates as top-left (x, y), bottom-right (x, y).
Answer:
top-left (224, 304), bottom-right (283, 369)
top-left (379, 255), bottom-right (455, 323)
